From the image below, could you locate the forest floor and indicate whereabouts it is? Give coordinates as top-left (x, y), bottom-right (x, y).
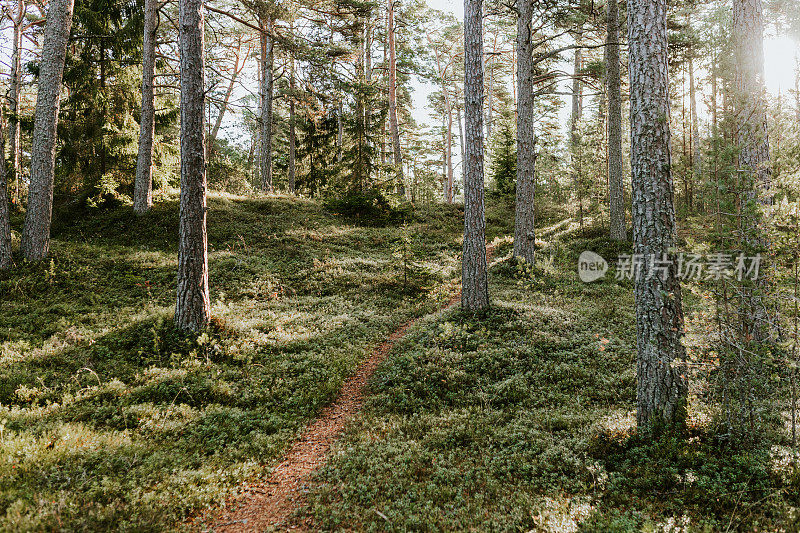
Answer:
top-left (0, 195), bottom-right (798, 532)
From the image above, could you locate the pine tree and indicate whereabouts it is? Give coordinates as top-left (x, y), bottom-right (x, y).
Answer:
top-left (462, 0), bottom-right (489, 312)
top-left (628, 0), bottom-right (688, 428)
top-left (174, 0), bottom-right (210, 331)
top-left (20, 0), bottom-right (74, 261)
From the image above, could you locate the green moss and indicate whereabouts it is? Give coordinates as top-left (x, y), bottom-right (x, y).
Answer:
top-left (0, 194), bottom-right (465, 531)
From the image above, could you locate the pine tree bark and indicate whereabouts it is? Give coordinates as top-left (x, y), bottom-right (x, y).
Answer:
top-left (514, 0), bottom-right (536, 265)
top-left (462, 0), bottom-right (489, 312)
top-left (607, 0), bottom-right (626, 241)
top-left (0, 103), bottom-right (12, 270)
top-left (259, 18), bottom-right (274, 193)
top-left (175, 0), bottom-right (210, 331)
top-left (134, 0), bottom-right (157, 214)
top-left (387, 0), bottom-right (403, 191)
top-left (20, 0), bottom-right (74, 261)
top-left (9, 1), bottom-right (25, 205)
top-left (628, 0), bottom-right (688, 428)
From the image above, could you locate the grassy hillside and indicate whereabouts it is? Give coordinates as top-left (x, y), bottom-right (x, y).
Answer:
top-left (304, 233), bottom-right (800, 532)
top-left (0, 194), bottom-right (471, 530)
top-left (3, 195), bottom-right (796, 531)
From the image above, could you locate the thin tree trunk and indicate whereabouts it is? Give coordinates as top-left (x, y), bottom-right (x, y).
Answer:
top-left (20, 0), bottom-right (74, 261)
top-left (9, 1), bottom-right (25, 205)
top-left (607, 0), bottom-right (626, 240)
top-left (628, 0), bottom-right (687, 429)
top-left (430, 41), bottom-right (454, 203)
top-left (514, 0), bottom-right (536, 265)
top-left (457, 104), bottom-right (464, 186)
top-left (134, 0), bottom-right (157, 214)
top-left (387, 0), bottom-right (403, 191)
top-left (0, 102), bottom-right (12, 270)
top-left (447, 99), bottom-right (454, 204)
top-left (209, 39), bottom-right (244, 150)
top-left (462, 0), bottom-right (489, 312)
top-left (288, 53), bottom-right (296, 194)
top-left (688, 47), bottom-right (700, 212)
top-left (571, 33), bottom-right (583, 227)
top-left (259, 18), bottom-right (274, 193)
top-left (337, 100), bottom-right (343, 163)
top-left (175, 0), bottom-right (210, 331)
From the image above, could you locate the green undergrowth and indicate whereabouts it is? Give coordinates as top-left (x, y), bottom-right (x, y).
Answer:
top-left (0, 193), bottom-right (467, 531)
top-left (304, 232), bottom-right (800, 532)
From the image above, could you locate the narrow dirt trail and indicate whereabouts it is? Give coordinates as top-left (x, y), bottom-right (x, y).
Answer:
top-left (202, 246), bottom-right (496, 532)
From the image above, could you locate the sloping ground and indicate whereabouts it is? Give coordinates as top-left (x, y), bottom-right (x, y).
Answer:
top-left (0, 195), bottom-right (468, 531)
top-left (302, 235), bottom-right (800, 532)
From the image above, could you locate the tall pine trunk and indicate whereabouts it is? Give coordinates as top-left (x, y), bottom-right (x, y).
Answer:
top-left (628, 0), bottom-right (687, 428)
top-left (20, 0), bottom-right (74, 261)
top-left (462, 0), bottom-right (489, 312)
top-left (259, 18), bottom-right (274, 193)
top-left (0, 103), bottom-right (12, 270)
top-left (513, 0), bottom-right (535, 265)
top-left (387, 0), bottom-right (403, 192)
top-left (175, 0), bottom-right (210, 331)
top-left (134, 0), bottom-right (157, 214)
top-left (9, 2), bottom-right (24, 205)
top-left (607, 0), bottom-right (626, 240)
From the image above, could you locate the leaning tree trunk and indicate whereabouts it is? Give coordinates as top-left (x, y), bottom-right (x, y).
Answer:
top-left (20, 0), bottom-right (74, 261)
top-left (175, 0), bottom-right (210, 331)
top-left (462, 0), bottom-right (489, 312)
top-left (0, 103), bottom-right (12, 270)
top-left (387, 0), bottom-right (403, 192)
top-left (733, 0), bottom-right (774, 344)
top-left (607, 0), bottom-right (626, 241)
top-left (259, 18), bottom-right (274, 193)
top-left (628, 0), bottom-right (688, 429)
top-left (513, 0), bottom-right (536, 265)
top-left (134, 0), bottom-right (157, 214)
